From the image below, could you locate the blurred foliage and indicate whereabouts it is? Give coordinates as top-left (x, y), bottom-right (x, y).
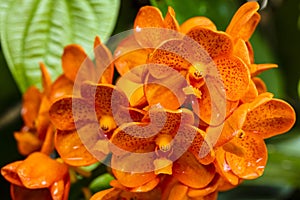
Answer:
top-left (0, 0), bottom-right (300, 199)
top-left (150, 0), bottom-right (238, 30)
top-left (0, 0), bottom-right (120, 93)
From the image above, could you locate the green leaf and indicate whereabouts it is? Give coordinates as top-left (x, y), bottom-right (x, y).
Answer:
top-left (150, 0), bottom-right (238, 30)
top-left (89, 173), bottom-right (114, 193)
top-left (1, 0), bottom-right (120, 93)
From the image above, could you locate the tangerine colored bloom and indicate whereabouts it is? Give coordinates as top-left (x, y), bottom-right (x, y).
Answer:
top-left (211, 92), bottom-right (295, 185)
top-left (2, 2), bottom-right (297, 200)
top-left (109, 107), bottom-right (214, 189)
top-left (14, 63), bottom-right (54, 156)
top-left (1, 152), bottom-right (70, 200)
top-left (49, 81), bottom-right (145, 166)
top-left (115, 5), bottom-right (252, 127)
top-left (93, 2), bottom-right (296, 200)
top-left (47, 36), bottom-right (118, 167)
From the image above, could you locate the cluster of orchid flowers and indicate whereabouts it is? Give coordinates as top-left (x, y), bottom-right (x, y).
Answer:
top-left (1, 2), bottom-right (296, 200)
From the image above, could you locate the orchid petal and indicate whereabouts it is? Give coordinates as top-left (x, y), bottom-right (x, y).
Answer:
top-left (180, 17), bottom-right (217, 34)
top-left (1, 161), bottom-right (24, 187)
top-left (187, 175), bottom-right (219, 198)
top-left (49, 97), bottom-right (96, 131)
top-left (250, 63), bottom-right (278, 76)
top-left (80, 82), bottom-right (129, 117)
top-left (16, 152), bottom-right (68, 189)
top-left (214, 147), bottom-right (239, 185)
top-left (252, 77), bottom-right (267, 94)
top-left (209, 103), bottom-right (248, 147)
top-left (172, 152), bottom-right (215, 189)
top-left (39, 62), bottom-right (52, 96)
top-left (49, 75), bottom-right (74, 102)
top-left (225, 133), bottom-right (267, 179)
top-left (130, 177), bottom-right (160, 192)
top-left (214, 56), bottom-right (250, 101)
top-left (233, 39), bottom-right (251, 66)
top-left (110, 122), bottom-right (156, 155)
top-left (193, 84), bottom-right (239, 126)
top-left (111, 153), bottom-right (156, 188)
top-left (114, 35), bottom-right (151, 76)
top-left (14, 131), bottom-right (42, 156)
top-left (21, 86), bottom-right (42, 128)
top-left (167, 182), bottom-right (189, 200)
top-left (226, 1), bottom-right (261, 41)
top-left (94, 36), bottom-right (114, 84)
top-left (62, 44), bottom-right (95, 83)
top-left (243, 99), bottom-right (296, 139)
top-left (90, 188), bottom-right (118, 200)
top-left (55, 127), bottom-right (99, 166)
top-left (186, 27), bottom-right (233, 59)
top-left (133, 6), bottom-right (166, 48)
top-left (164, 7), bottom-right (179, 31)
top-left (240, 79), bottom-right (258, 103)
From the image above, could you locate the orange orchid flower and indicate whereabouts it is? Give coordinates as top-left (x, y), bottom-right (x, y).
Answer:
top-left (114, 6), bottom-right (220, 110)
top-left (1, 152), bottom-right (70, 200)
top-left (14, 63), bottom-right (55, 156)
top-left (47, 35), bottom-right (114, 103)
top-left (62, 36), bottom-right (114, 85)
top-left (227, 1), bottom-right (277, 93)
top-left (49, 81), bottom-right (145, 166)
top-left (108, 107), bottom-right (215, 193)
top-left (212, 93), bottom-right (295, 180)
top-left (15, 35), bottom-right (112, 156)
top-left (114, 6), bottom-right (216, 76)
top-left (115, 5), bottom-right (251, 129)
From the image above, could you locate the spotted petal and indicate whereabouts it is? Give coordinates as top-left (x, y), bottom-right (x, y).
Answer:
top-left (213, 56), bottom-right (250, 101)
top-left (110, 122), bottom-right (157, 155)
top-left (164, 7), bottom-right (179, 31)
top-left (186, 27), bottom-right (233, 59)
top-left (240, 79), bottom-right (258, 103)
top-left (80, 82), bottom-right (129, 117)
top-left (243, 98), bottom-right (296, 139)
top-left (49, 97), bottom-right (96, 131)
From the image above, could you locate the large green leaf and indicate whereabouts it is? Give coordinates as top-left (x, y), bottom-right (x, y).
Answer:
top-left (1, 0), bottom-right (120, 93)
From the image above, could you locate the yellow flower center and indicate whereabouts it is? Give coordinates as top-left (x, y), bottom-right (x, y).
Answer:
top-left (155, 134), bottom-right (173, 153)
top-left (99, 115), bottom-right (117, 133)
